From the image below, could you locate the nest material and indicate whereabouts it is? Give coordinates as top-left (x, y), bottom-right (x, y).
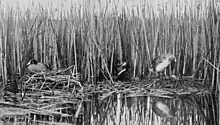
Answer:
top-left (82, 76), bottom-right (210, 100)
top-left (1, 65), bottom-right (83, 124)
top-left (1, 67), bottom-right (210, 124)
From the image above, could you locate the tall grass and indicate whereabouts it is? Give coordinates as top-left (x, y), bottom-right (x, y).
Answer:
top-left (0, 1), bottom-right (218, 81)
top-left (0, 0), bottom-right (219, 124)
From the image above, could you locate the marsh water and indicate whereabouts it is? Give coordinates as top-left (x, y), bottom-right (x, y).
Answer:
top-left (79, 95), bottom-right (207, 125)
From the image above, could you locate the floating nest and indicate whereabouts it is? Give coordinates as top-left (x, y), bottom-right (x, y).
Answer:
top-left (82, 76), bottom-right (210, 101)
top-left (0, 67), bottom-right (210, 124)
top-left (1, 65), bottom-right (83, 125)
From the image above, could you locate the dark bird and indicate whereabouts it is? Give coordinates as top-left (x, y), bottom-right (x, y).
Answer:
top-left (116, 62), bottom-right (131, 81)
top-left (149, 53), bottom-right (176, 75)
top-left (27, 59), bottom-right (51, 73)
top-left (152, 101), bottom-right (175, 119)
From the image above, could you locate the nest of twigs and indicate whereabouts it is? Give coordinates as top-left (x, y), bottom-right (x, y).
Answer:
top-left (1, 68), bottom-right (211, 124)
top-left (82, 76), bottom-right (210, 101)
top-left (1, 65), bottom-right (84, 125)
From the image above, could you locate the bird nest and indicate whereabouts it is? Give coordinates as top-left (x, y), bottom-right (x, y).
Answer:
top-left (82, 76), bottom-right (210, 100)
top-left (1, 65), bottom-right (84, 125)
top-left (1, 67), bottom-right (210, 124)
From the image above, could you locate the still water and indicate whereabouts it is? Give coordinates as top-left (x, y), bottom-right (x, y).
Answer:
top-left (81, 95), bottom-right (207, 125)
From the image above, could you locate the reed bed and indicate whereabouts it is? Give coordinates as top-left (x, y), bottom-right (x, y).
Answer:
top-left (0, 0), bottom-right (219, 125)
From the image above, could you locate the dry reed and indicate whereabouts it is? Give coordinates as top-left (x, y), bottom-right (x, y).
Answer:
top-left (0, 0), bottom-right (219, 125)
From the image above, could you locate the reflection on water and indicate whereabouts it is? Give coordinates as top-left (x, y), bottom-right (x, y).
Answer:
top-left (83, 94), bottom-right (207, 125)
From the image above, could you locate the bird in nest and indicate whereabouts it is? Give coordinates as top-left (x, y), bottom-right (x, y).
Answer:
top-left (116, 62), bottom-right (133, 81)
top-left (149, 53), bottom-right (176, 76)
top-left (98, 61), bottom-right (132, 81)
top-left (27, 59), bottom-right (51, 73)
